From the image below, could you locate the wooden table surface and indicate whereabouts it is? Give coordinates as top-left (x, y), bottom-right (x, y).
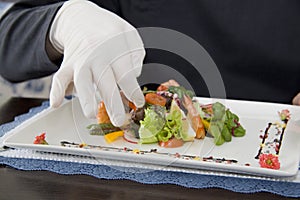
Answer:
top-left (0, 97), bottom-right (294, 200)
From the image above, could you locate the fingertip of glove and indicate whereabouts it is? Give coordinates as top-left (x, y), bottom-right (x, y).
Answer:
top-left (133, 97), bottom-right (145, 108)
top-left (131, 89), bottom-right (145, 108)
top-left (49, 96), bottom-right (61, 108)
top-left (49, 101), bottom-right (58, 108)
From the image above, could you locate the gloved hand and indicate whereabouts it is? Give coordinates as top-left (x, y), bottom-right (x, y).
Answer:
top-left (293, 92), bottom-right (300, 105)
top-left (49, 0), bottom-right (145, 126)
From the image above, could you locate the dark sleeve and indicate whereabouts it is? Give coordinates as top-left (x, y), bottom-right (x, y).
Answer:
top-left (0, 0), bottom-right (65, 82)
top-left (0, 0), bottom-right (121, 83)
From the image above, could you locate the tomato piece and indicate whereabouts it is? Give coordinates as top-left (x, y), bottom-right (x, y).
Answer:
top-left (145, 93), bottom-right (167, 107)
top-left (33, 133), bottom-right (48, 145)
top-left (159, 138), bottom-right (184, 148)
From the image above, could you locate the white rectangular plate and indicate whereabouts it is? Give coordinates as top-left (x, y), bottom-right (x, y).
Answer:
top-left (3, 97), bottom-right (300, 177)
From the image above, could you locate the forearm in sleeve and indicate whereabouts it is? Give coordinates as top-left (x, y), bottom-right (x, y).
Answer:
top-left (0, 1), bottom-right (64, 82)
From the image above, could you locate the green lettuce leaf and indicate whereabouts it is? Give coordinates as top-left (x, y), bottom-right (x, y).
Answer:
top-left (139, 107), bottom-right (165, 144)
top-left (157, 101), bottom-right (193, 142)
top-left (168, 86), bottom-right (195, 99)
top-left (157, 108), bottom-right (182, 142)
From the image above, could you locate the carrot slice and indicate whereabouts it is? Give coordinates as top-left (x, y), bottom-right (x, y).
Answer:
top-left (97, 101), bottom-right (111, 124)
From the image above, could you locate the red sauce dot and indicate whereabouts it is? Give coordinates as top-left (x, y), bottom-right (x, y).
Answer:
top-left (175, 153), bottom-right (180, 158)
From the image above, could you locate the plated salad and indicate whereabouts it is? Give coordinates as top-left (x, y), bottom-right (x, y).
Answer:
top-left (87, 80), bottom-right (245, 147)
top-left (196, 102), bottom-right (246, 145)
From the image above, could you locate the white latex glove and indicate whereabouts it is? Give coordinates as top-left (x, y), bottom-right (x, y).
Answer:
top-left (49, 0), bottom-right (145, 126)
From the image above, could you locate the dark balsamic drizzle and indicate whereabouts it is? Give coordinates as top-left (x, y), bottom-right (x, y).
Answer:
top-left (255, 117), bottom-right (289, 159)
top-left (60, 141), bottom-right (238, 164)
top-left (255, 123), bottom-right (272, 159)
top-left (276, 122), bottom-right (287, 155)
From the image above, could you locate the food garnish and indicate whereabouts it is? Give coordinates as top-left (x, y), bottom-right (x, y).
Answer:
top-left (104, 131), bottom-right (124, 143)
top-left (145, 93), bottom-right (167, 107)
top-left (279, 109), bottom-right (291, 121)
top-left (196, 102), bottom-right (246, 146)
top-left (33, 132), bottom-right (48, 145)
top-left (255, 109), bottom-right (290, 169)
top-left (259, 153), bottom-right (280, 170)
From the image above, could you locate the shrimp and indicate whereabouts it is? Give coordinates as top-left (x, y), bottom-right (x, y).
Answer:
top-left (183, 95), bottom-right (206, 139)
top-left (157, 79), bottom-right (180, 90)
